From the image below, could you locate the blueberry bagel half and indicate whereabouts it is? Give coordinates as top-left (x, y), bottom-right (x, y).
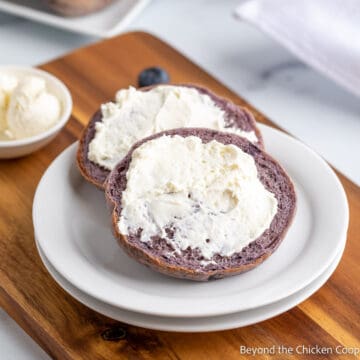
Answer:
top-left (77, 84), bottom-right (264, 189)
top-left (105, 128), bottom-right (295, 281)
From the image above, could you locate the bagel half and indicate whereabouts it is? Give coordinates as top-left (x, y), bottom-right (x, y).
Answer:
top-left (105, 128), bottom-right (296, 281)
top-left (77, 84), bottom-right (264, 189)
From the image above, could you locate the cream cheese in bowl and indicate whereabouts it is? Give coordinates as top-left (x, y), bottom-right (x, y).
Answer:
top-left (0, 73), bottom-right (61, 140)
top-left (0, 66), bottom-right (72, 158)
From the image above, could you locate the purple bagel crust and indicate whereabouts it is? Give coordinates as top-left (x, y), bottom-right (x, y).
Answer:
top-left (105, 128), bottom-right (296, 281)
top-left (77, 84), bottom-right (264, 189)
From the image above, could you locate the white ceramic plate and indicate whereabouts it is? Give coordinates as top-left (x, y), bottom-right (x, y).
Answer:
top-left (33, 124), bottom-right (349, 318)
top-left (36, 237), bottom-right (345, 332)
top-left (0, 0), bottom-right (150, 38)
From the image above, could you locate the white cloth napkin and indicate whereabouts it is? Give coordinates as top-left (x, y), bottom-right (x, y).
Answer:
top-left (236, 0), bottom-right (360, 98)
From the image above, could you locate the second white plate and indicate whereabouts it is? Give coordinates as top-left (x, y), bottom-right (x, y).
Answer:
top-left (0, 0), bottom-right (150, 37)
top-left (36, 236), bottom-right (345, 332)
top-left (33, 124), bottom-right (349, 318)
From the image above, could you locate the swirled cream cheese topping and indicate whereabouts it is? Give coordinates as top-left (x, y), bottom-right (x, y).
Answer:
top-left (118, 135), bottom-right (278, 260)
top-left (88, 86), bottom-right (257, 170)
top-left (0, 73), bottom-right (62, 140)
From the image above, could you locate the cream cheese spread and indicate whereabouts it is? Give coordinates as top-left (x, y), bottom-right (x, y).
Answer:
top-left (0, 73), bottom-right (61, 140)
top-left (88, 86), bottom-right (258, 170)
top-left (6, 76), bottom-right (61, 139)
top-left (0, 74), bottom-right (18, 134)
top-left (118, 135), bottom-right (278, 260)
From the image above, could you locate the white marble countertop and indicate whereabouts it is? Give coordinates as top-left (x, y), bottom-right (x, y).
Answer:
top-left (0, 0), bottom-right (358, 358)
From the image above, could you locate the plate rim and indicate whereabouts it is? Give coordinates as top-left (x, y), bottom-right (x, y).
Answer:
top-left (35, 236), bottom-right (345, 332)
top-left (0, 0), bottom-right (150, 38)
top-left (33, 124), bottom-right (349, 317)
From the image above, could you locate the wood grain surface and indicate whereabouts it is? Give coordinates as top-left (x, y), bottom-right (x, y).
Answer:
top-left (0, 32), bottom-right (359, 360)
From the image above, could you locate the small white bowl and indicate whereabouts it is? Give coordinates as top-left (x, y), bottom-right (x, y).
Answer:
top-left (0, 66), bottom-right (72, 159)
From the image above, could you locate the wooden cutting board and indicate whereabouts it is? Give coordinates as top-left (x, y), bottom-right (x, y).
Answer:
top-left (0, 32), bottom-right (359, 360)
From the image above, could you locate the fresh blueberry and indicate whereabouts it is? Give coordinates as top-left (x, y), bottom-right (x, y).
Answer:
top-left (138, 67), bottom-right (170, 87)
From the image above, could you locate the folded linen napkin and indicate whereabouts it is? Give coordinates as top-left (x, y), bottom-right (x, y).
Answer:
top-left (236, 0), bottom-right (360, 98)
